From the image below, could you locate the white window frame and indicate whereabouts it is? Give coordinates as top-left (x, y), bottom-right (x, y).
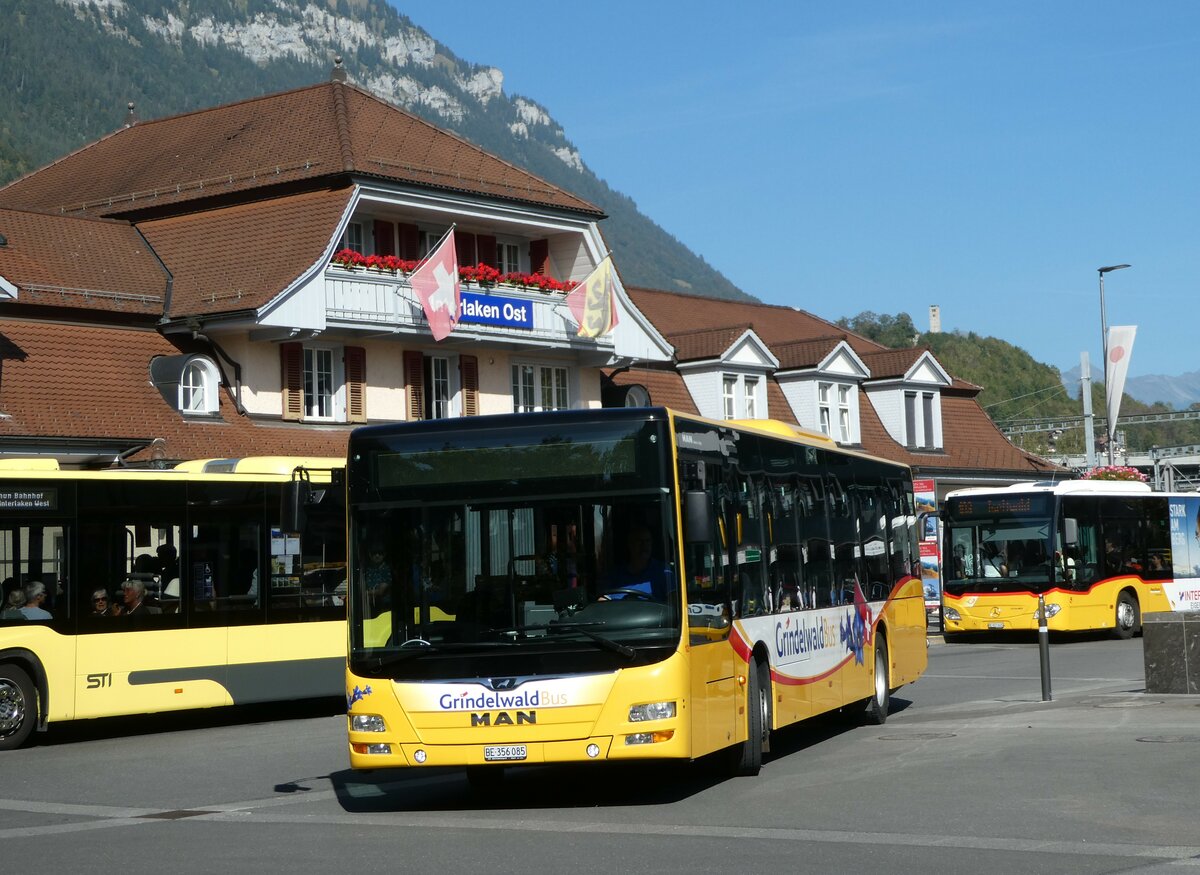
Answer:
top-left (837, 384), bottom-right (851, 443)
top-left (178, 356), bottom-right (220, 415)
top-left (495, 239), bottom-right (522, 274)
top-left (343, 222), bottom-right (363, 254)
top-left (723, 376), bottom-right (737, 420)
top-left (303, 345), bottom-right (345, 422)
top-left (818, 382), bottom-right (832, 436)
top-left (512, 362), bottom-right (570, 413)
top-left (428, 355), bottom-right (451, 420)
top-left (744, 375), bottom-right (760, 419)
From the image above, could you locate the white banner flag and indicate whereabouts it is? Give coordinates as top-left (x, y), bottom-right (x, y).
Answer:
top-left (1105, 325), bottom-right (1137, 441)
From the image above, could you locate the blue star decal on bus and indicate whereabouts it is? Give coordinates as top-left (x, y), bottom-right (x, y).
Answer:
top-left (348, 685), bottom-right (373, 708)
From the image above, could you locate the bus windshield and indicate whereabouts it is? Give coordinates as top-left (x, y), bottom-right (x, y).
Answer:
top-left (348, 415), bottom-right (680, 678)
top-left (943, 492), bottom-right (1057, 594)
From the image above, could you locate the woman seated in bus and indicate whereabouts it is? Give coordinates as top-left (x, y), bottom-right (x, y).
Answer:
top-left (1, 587), bottom-right (26, 620)
top-left (120, 579), bottom-right (160, 616)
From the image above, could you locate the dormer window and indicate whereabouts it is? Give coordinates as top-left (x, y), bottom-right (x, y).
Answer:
top-left (905, 391), bottom-right (937, 449)
top-left (817, 381), bottom-right (855, 443)
top-left (180, 357), bottom-right (219, 415)
top-left (720, 373), bottom-right (764, 420)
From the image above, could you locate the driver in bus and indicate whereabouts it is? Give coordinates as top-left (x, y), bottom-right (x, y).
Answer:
top-left (600, 524), bottom-right (672, 601)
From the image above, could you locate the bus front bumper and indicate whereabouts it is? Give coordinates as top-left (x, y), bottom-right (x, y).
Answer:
top-left (348, 730), bottom-right (690, 770)
top-left (942, 597), bottom-right (1062, 633)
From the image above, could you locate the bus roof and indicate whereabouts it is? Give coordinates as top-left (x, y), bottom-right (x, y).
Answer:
top-left (947, 480), bottom-right (1155, 499)
top-left (0, 456), bottom-right (343, 480)
top-left (171, 457), bottom-right (345, 475)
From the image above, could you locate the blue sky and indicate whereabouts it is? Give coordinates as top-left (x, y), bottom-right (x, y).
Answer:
top-left (397, 2), bottom-right (1199, 381)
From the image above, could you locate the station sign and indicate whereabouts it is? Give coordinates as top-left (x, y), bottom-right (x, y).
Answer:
top-left (459, 292), bottom-right (533, 330)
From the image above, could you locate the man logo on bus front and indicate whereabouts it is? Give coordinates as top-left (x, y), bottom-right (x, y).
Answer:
top-left (488, 678), bottom-right (518, 691)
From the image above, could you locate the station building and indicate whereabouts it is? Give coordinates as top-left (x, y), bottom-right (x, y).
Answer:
top-left (0, 73), bottom-right (1058, 500)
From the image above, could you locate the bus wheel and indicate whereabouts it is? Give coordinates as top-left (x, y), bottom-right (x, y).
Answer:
top-left (1114, 591), bottom-right (1140, 640)
top-left (731, 660), bottom-right (768, 777)
top-left (862, 637), bottom-right (890, 725)
top-left (0, 664), bottom-right (37, 751)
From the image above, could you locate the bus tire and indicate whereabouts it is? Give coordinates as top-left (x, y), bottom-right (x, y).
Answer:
top-left (1114, 591), bottom-right (1140, 640)
top-left (731, 659), bottom-right (768, 777)
top-left (862, 636), bottom-right (889, 725)
top-left (0, 663), bottom-right (37, 751)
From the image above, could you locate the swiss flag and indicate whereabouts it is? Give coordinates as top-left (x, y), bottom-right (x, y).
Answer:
top-left (411, 229), bottom-right (461, 341)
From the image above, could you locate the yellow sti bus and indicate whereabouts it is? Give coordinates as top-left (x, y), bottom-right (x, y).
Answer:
top-left (343, 408), bottom-right (928, 779)
top-left (941, 480), bottom-right (1195, 639)
top-left (0, 457), bottom-right (346, 750)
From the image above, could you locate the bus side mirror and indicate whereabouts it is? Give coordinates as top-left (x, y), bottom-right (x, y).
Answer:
top-left (281, 480), bottom-right (310, 534)
top-left (684, 491), bottom-right (711, 544)
top-left (1063, 518), bottom-right (1078, 548)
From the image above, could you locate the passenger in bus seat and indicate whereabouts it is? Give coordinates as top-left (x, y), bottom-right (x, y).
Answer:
top-left (121, 579), bottom-right (160, 616)
top-left (19, 581), bottom-right (52, 620)
top-left (90, 588), bottom-right (113, 617)
top-left (157, 545), bottom-right (181, 598)
top-left (1, 587), bottom-right (26, 620)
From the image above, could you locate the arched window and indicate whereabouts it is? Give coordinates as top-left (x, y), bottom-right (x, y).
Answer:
top-left (179, 357), bottom-right (219, 415)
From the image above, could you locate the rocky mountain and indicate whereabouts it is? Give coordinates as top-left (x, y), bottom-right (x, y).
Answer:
top-left (0, 0), bottom-right (751, 301)
top-left (1060, 364), bottom-right (1200, 409)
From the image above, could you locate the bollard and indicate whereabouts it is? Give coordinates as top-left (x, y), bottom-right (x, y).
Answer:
top-left (1037, 593), bottom-right (1052, 701)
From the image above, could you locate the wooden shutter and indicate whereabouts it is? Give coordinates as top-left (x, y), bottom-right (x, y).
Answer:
top-left (345, 346), bottom-right (367, 423)
top-left (529, 238), bottom-right (549, 275)
top-left (398, 223), bottom-right (420, 260)
top-left (280, 342), bottom-right (303, 421)
top-left (403, 350), bottom-right (425, 421)
top-left (373, 221), bottom-right (395, 257)
top-left (460, 355), bottom-right (479, 417)
top-left (455, 231), bottom-right (477, 268)
top-left (476, 234), bottom-right (498, 269)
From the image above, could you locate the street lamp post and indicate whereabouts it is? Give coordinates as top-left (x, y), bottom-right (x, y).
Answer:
top-left (1098, 264), bottom-right (1131, 466)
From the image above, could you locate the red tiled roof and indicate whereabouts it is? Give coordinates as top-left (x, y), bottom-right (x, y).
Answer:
top-left (0, 208), bottom-right (165, 316)
top-left (625, 286), bottom-right (1059, 476)
top-left (666, 324), bottom-right (753, 362)
top-left (628, 286), bottom-right (885, 358)
top-left (137, 188), bottom-right (354, 317)
top-left (772, 336), bottom-right (849, 371)
top-left (859, 347), bottom-right (927, 380)
top-left (0, 82), bottom-right (600, 219)
top-left (0, 318), bottom-right (349, 462)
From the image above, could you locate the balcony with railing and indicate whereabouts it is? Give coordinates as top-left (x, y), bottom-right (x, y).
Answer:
top-left (323, 260), bottom-right (610, 350)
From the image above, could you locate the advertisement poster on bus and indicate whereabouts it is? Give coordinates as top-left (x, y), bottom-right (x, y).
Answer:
top-left (1168, 496), bottom-right (1200, 612)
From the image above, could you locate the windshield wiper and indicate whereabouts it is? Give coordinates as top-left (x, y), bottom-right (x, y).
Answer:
top-left (486, 621), bottom-right (637, 660)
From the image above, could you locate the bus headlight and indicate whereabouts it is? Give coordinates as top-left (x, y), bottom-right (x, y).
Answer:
top-left (351, 714), bottom-right (387, 732)
top-left (943, 607), bottom-right (961, 622)
top-left (629, 701), bottom-right (676, 722)
top-left (1033, 603), bottom-right (1062, 620)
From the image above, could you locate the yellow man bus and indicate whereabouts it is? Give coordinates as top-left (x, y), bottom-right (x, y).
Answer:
top-left (344, 408), bottom-right (928, 779)
top-left (942, 480), bottom-right (1195, 639)
top-left (0, 457), bottom-right (346, 749)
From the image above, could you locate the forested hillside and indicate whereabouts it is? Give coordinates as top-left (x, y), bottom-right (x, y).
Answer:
top-left (838, 311), bottom-right (1200, 457)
